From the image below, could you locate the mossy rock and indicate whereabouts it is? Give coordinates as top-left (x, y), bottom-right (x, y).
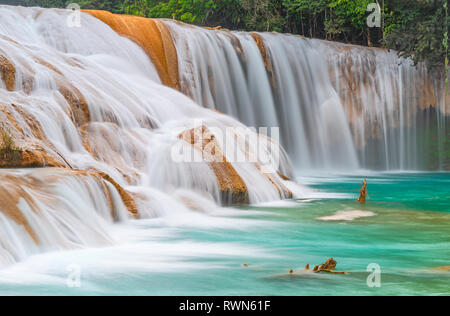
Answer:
top-left (0, 148), bottom-right (22, 163)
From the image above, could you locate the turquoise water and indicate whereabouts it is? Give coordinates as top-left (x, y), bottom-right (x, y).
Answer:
top-left (0, 173), bottom-right (449, 296)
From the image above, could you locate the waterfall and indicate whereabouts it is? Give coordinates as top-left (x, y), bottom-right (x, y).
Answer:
top-left (0, 6), bottom-right (304, 267)
top-left (164, 22), bottom-right (448, 171)
top-left (0, 168), bottom-right (130, 268)
top-left (315, 40), bottom-right (448, 170)
top-left (165, 21), bottom-right (359, 171)
top-left (0, 5), bottom-right (447, 268)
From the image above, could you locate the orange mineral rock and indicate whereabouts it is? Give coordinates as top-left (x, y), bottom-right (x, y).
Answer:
top-left (96, 171), bottom-right (139, 219)
top-left (84, 10), bottom-right (179, 90)
top-left (179, 125), bottom-right (249, 205)
top-left (0, 169), bottom-right (139, 245)
top-left (0, 51), bottom-right (15, 91)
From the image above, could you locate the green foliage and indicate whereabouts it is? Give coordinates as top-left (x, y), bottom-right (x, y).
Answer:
top-left (76, 0), bottom-right (125, 13)
top-left (19, 0), bottom-right (66, 7)
top-left (17, 0), bottom-right (124, 13)
top-left (144, 0), bottom-right (216, 23)
top-left (284, 0), bottom-right (374, 42)
top-left (237, 0), bottom-right (285, 32)
top-left (383, 0), bottom-right (449, 72)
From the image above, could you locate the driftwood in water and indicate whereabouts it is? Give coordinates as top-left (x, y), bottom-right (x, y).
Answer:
top-left (306, 258), bottom-right (349, 275)
top-left (358, 179), bottom-right (367, 203)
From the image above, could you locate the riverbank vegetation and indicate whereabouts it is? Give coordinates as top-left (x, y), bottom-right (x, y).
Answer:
top-left (11, 0), bottom-right (450, 72)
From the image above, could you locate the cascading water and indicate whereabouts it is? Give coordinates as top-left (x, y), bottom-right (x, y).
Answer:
top-left (314, 40), bottom-right (449, 170)
top-left (164, 22), bottom-right (448, 171)
top-left (0, 6), bottom-right (448, 296)
top-left (165, 22), bottom-right (359, 171)
top-left (0, 168), bottom-right (129, 268)
top-left (0, 4), bottom-right (447, 272)
top-left (0, 6), bottom-right (304, 267)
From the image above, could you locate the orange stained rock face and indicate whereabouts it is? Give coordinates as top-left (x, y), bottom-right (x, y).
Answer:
top-left (0, 102), bottom-right (71, 169)
top-left (57, 79), bottom-right (90, 126)
top-left (228, 130), bottom-right (292, 200)
top-left (264, 173), bottom-right (293, 200)
top-left (0, 175), bottom-right (41, 243)
top-left (69, 169), bottom-right (139, 219)
top-left (60, 168), bottom-right (139, 219)
top-left (178, 125), bottom-right (293, 204)
top-left (250, 33), bottom-right (276, 89)
top-left (0, 146), bottom-right (65, 169)
top-left (84, 10), bottom-right (179, 90)
top-left (179, 125), bottom-right (249, 205)
top-left (0, 170), bottom-right (103, 244)
top-left (0, 169), bottom-right (139, 244)
top-left (34, 57), bottom-right (90, 126)
top-left (80, 122), bottom-right (147, 185)
top-left (0, 39), bottom-right (35, 94)
top-left (0, 51), bottom-right (16, 91)
top-left (178, 125), bottom-right (297, 204)
top-left (250, 33), bottom-right (269, 70)
top-left (96, 171), bottom-right (139, 219)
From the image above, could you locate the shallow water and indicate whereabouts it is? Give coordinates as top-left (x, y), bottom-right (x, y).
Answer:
top-left (0, 173), bottom-right (448, 296)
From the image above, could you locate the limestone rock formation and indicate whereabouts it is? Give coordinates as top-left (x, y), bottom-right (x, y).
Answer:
top-left (0, 9), bottom-right (295, 215)
top-left (0, 146), bottom-right (64, 169)
top-left (0, 169), bottom-right (136, 245)
top-left (85, 10), bottom-right (179, 90)
top-left (250, 33), bottom-right (276, 88)
top-left (179, 125), bottom-right (249, 205)
top-left (0, 168), bottom-right (138, 244)
top-left (0, 52), bottom-right (15, 91)
top-left (178, 125), bottom-right (293, 204)
top-left (96, 171), bottom-right (138, 219)
top-left (0, 123), bottom-right (67, 169)
top-left (0, 172), bottom-right (39, 243)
